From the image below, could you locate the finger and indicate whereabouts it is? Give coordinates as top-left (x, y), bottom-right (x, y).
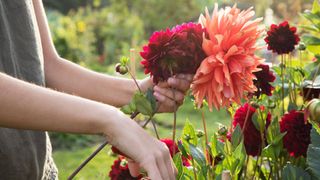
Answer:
top-left (127, 159), bottom-right (141, 177)
top-left (157, 81), bottom-right (170, 88)
top-left (176, 74), bottom-right (194, 82)
top-left (160, 144), bottom-right (176, 180)
top-left (144, 161), bottom-right (163, 180)
top-left (154, 86), bottom-right (184, 103)
top-left (154, 92), bottom-right (180, 108)
top-left (168, 77), bottom-right (191, 92)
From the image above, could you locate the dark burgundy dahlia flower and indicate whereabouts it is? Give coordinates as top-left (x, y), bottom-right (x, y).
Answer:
top-left (140, 22), bottom-right (206, 83)
top-left (109, 157), bottom-right (142, 180)
top-left (232, 103), bottom-right (271, 156)
top-left (252, 64), bottom-right (276, 97)
top-left (280, 110), bottom-right (312, 157)
top-left (264, 21), bottom-right (300, 54)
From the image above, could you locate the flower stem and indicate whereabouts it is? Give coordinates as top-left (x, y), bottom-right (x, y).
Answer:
top-left (201, 110), bottom-right (209, 159)
top-left (127, 66), bottom-right (142, 93)
top-left (281, 55), bottom-right (285, 115)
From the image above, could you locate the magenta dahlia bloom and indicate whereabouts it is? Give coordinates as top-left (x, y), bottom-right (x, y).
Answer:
top-left (140, 22), bottom-right (206, 83)
top-left (280, 110), bottom-right (312, 157)
top-left (264, 21), bottom-right (300, 54)
top-left (251, 64), bottom-right (276, 97)
top-left (109, 157), bottom-right (142, 180)
top-left (232, 103), bottom-right (271, 156)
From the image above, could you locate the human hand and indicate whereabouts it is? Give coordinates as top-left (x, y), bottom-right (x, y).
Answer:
top-left (153, 74), bottom-right (193, 112)
top-left (106, 111), bottom-right (177, 180)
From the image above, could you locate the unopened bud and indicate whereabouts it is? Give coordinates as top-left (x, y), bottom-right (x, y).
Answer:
top-left (298, 43), bottom-right (306, 51)
top-left (196, 130), bottom-right (205, 138)
top-left (218, 126), bottom-right (228, 136)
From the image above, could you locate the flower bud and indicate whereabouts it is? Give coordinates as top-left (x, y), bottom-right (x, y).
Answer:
top-left (196, 130), bottom-right (204, 138)
top-left (115, 63), bottom-right (128, 75)
top-left (119, 66), bottom-right (128, 75)
top-left (298, 43), bottom-right (306, 51)
top-left (184, 134), bottom-right (191, 142)
top-left (115, 63), bottom-right (121, 73)
top-left (218, 126), bottom-right (228, 136)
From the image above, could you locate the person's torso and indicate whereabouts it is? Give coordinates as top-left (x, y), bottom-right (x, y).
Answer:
top-left (0, 0), bottom-right (57, 179)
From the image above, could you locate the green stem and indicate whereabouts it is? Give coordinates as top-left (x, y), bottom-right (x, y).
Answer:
top-left (281, 55), bottom-right (285, 115)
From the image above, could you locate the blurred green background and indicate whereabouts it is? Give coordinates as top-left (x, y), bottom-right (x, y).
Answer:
top-left (43, 0), bottom-right (313, 179)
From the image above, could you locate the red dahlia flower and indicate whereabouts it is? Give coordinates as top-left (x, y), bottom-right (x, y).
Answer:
top-left (264, 21), bottom-right (300, 54)
top-left (280, 110), bottom-right (312, 157)
top-left (232, 103), bottom-right (271, 156)
top-left (140, 22), bottom-right (206, 83)
top-left (109, 156), bottom-right (142, 180)
top-left (251, 64), bottom-right (276, 97)
top-left (111, 139), bottom-right (191, 167)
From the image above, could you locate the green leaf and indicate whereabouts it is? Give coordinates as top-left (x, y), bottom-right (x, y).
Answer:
top-left (182, 120), bottom-right (197, 146)
top-left (146, 88), bottom-right (157, 113)
top-left (312, 0), bottom-right (320, 14)
top-left (177, 140), bottom-right (189, 158)
top-left (189, 143), bottom-right (207, 177)
top-left (173, 154), bottom-right (183, 180)
top-left (120, 104), bottom-right (132, 114)
top-left (231, 125), bottom-right (242, 148)
top-left (272, 132), bottom-right (287, 145)
top-left (211, 134), bottom-right (219, 157)
top-left (251, 112), bottom-right (260, 131)
top-left (303, 35), bottom-right (320, 46)
top-left (282, 164), bottom-right (311, 180)
top-left (133, 93), bottom-right (153, 116)
top-left (307, 128), bottom-right (320, 178)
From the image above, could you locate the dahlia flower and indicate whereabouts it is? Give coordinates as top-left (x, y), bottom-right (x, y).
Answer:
top-left (251, 64), bottom-right (276, 97)
top-left (264, 21), bottom-right (300, 54)
top-left (280, 110), bottom-right (312, 157)
top-left (140, 22), bottom-right (206, 83)
top-left (109, 156), bottom-right (142, 180)
top-left (232, 103), bottom-right (271, 156)
top-left (192, 4), bottom-right (264, 110)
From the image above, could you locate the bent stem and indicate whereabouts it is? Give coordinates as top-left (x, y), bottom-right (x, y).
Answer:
top-left (172, 88), bottom-right (177, 155)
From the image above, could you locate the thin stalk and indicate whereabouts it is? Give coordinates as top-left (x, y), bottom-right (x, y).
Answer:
top-left (151, 119), bottom-right (160, 139)
top-left (243, 156), bottom-right (249, 179)
top-left (201, 110), bottom-right (209, 158)
top-left (127, 67), bottom-right (142, 93)
top-left (281, 55), bottom-right (285, 115)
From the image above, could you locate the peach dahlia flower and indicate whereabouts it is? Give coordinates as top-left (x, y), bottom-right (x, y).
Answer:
top-left (192, 4), bottom-right (264, 110)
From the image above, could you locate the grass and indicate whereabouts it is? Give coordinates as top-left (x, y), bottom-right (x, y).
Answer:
top-left (53, 145), bottom-right (116, 179)
top-left (53, 97), bottom-right (231, 179)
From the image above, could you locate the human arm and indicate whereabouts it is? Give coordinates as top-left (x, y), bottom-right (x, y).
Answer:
top-left (0, 72), bottom-right (175, 180)
top-left (32, 0), bottom-right (191, 111)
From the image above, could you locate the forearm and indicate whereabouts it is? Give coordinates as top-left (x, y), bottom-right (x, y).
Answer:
top-left (0, 72), bottom-right (121, 135)
top-left (44, 57), bottom-right (152, 107)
